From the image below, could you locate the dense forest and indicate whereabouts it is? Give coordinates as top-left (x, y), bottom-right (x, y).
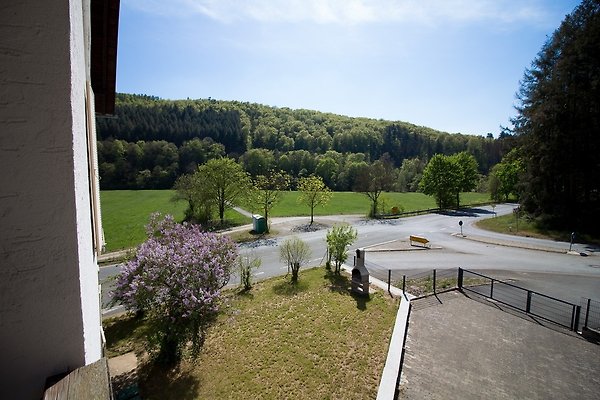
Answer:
top-left (96, 1), bottom-right (598, 234)
top-left (96, 94), bottom-right (514, 190)
top-left (512, 0), bottom-right (599, 233)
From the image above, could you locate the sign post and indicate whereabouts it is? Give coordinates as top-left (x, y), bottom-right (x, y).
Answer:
top-left (569, 232), bottom-right (575, 252)
top-left (459, 220), bottom-right (463, 236)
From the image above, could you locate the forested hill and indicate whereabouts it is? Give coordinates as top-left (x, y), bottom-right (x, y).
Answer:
top-left (96, 93), bottom-right (512, 190)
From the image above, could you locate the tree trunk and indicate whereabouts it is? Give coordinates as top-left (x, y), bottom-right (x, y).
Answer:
top-left (264, 206), bottom-right (270, 233)
top-left (158, 328), bottom-right (180, 365)
top-left (291, 262), bottom-right (300, 282)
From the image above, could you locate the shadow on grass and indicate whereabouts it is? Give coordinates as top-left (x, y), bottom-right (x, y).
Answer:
top-left (272, 278), bottom-right (310, 296)
top-left (324, 270), bottom-right (371, 311)
top-left (103, 313), bottom-right (151, 356)
top-left (138, 362), bottom-right (201, 400)
top-left (234, 288), bottom-right (255, 300)
top-left (111, 369), bottom-right (139, 400)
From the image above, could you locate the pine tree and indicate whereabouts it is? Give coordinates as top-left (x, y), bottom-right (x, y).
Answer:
top-left (514, 0), bottom-right (600, 232)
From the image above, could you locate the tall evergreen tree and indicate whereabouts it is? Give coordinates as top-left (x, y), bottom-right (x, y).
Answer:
top-left (514, 0), bottom-right (600, 232)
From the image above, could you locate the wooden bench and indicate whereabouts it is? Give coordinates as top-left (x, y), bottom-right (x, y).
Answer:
top-left (409, 235), bottom-right (430, 248)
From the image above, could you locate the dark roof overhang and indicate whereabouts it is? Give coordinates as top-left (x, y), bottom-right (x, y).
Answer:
top-left (91, 0), bottom-right (120, 115)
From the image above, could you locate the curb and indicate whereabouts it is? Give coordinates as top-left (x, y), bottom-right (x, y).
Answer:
top-left (341, 264), bottom-right (413, 400)
top-left (376, 296), bottom-right (411, 400)
top-left (455, 233), bottom-right (571, 254)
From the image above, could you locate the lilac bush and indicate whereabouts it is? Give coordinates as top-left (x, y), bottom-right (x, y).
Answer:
top-left (113, 213), bottom-right (238, 363)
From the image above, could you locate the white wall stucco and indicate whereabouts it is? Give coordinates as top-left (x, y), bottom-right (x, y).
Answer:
top-left (0, 0), bottom-right (102, 398)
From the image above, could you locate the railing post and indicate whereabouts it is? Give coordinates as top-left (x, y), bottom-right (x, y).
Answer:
top-left (572, 305), bottom-right (581, 332)
top-left (458, 268), bottom-right (463, 290)
top-left (402, 275), bottom-right (406, 298)
top-left (584, 298), bottom-right (591, 329)
top-left (526, 291), bottom-right (532, 314)
top-left (388, 270), bottom-right (391, 294)
top-left (490, 279), bottom-right (494, 299)
top-left (433, 269), bottom-right (437, 294)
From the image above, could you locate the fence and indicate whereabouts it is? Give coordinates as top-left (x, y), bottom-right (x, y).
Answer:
top-left (364, 260), bottom-right (458, 297)
top-left (459, 268), bottom-right (581, 331)
top-left (581, 297), bottom-right (600, 333)
top-left (363, 260), bottom-right (598, 334)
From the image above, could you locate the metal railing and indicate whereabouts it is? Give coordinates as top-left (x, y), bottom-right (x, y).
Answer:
top-left (363, 261), bottom-right (596, 335)
top-left (459, 268), bottom-right (581, 331)
top-left (581, 297), bottom-right (600, 333)
top-left (364, 261), bottom-right (458, 297)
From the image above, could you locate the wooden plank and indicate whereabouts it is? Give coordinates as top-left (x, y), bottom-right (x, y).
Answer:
top-left (43, 358), bottom-right (111, 400)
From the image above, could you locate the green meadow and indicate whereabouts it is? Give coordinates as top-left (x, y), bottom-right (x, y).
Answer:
top-left (268, 191), bottom-right (489, 217)
top-left (101, 190), bottom-right (490, 252)
top-left (100, 190), bottom-right (186, 252)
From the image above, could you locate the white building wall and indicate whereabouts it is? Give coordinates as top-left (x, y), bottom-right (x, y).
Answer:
top-left (69, 0), bottom-right (103, 366)
top-left (0, 0), bottom-right (102, 398)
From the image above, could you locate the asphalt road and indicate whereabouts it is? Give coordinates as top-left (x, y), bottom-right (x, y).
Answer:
top-left (99, 203), bottom-right (600, 314)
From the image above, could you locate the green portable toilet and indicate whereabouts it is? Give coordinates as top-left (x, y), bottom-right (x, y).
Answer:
top-left (252, 214), bottom-right (267, 234)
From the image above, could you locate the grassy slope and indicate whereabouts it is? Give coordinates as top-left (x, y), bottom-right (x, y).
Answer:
top-left (101, 190), bottom-right (252, 251)
top-left (475, 213), bottom-right (600, 244)
top-left (104, 267), bottom-right (398, 399)
top-left (102, 190), bottom-right (490, 251)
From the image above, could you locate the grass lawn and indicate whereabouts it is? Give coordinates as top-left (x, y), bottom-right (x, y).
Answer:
top-left (101, 190), bottom-right (491, 252)
top-left (268, 191), bottom-right (490, 217)
top-left (101, 190), bottom-right (186, 252)
top-left (100, 190), bottom-right (250, 252)
top-left (104, 267), bottom-right (399, 399)
top-left (476, 213), bottom-right (600, 245)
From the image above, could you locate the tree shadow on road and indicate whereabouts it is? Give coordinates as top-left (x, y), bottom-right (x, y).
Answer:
top-left (438, 207), bottom-right (495, 218)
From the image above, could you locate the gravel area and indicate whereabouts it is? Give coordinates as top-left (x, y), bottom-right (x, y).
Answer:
top-left (290, 222), bottom-right (329, 233)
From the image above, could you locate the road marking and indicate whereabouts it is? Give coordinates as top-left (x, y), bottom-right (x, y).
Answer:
top-left (253, 271), bottom-right (265, 276)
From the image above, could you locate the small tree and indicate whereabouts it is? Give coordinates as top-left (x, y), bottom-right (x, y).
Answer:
top-left (198, 157), bottom-right (251, 224)
top-left (173, 173), bottom-right (213, 224)
top-left (297, 175), bottom-right (333, 225)
top-left (326, 223), bottom-right (358, 274)
top-left (279, 236), bottom-right (311, 283)
top-left (353, 154), bottom-right (395, 217)
top-left (250, 170), bottom-right (290, 232)
top-left (113, 213), bottom-right (238, 364)
top-left (489, 149), bottom-right (524, 202)
top-left (238, 253), bottom-right (261, 291)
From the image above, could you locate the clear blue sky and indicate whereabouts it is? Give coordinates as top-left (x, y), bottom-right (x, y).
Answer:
top-left (116, 0), bottom-right (580, 136)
